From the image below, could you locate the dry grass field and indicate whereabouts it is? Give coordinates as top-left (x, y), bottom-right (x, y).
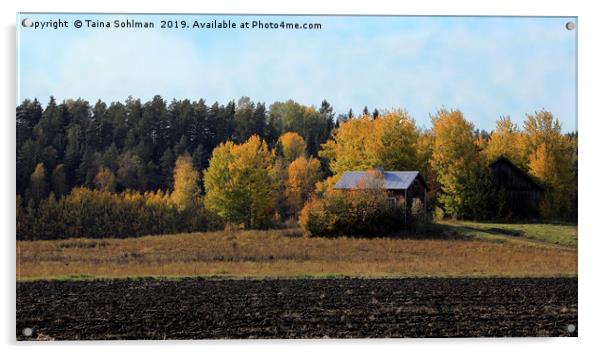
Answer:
top-left (16, 222), bottom-right (577, 280)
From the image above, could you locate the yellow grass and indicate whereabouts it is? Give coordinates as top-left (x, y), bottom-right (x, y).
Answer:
top-left (16, 228), bottom-right (577, 280)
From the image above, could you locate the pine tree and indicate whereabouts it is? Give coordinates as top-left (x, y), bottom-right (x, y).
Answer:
top-left (192, 144), bottom-right (206, 171)
top-left (51, 164), bottom-right (68, 197)
top-left (160, 148), bottom-right (176, 188)
top-left (362, 106), bottom-right (369, 116)
top-left (372, 108), bottom-right (380, 119)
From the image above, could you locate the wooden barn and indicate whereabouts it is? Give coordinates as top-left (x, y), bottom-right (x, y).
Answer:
top-left (489, 156), bottom-right (544, 218)
top-left (333, 168), bottom-right (429, 209)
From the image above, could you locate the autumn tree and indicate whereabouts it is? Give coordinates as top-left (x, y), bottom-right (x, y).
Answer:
top-left (320, 111), bottom-right (419, 178)
top-left (277, 132), bottom-right (307, 163)
top-left (268, 100), bottom-right (334, 156)
top-left (204, 135), bottom-right (277, 228)
top-left (416, 130), bottom-right (438, 203)
top-left (171, 154), bottom-right (200, 211)
top-left (430, 109), bottom-right (489, 218)
top-left (523, 111), bottom-right (574, 218)
top-left (29, 162), bottom-right (48, 203)
top-left (285, 156), bottom-right (322, 216)
top-left (93, 167), bottom-right (117, 192)
top-left (15, 96), bottom-right (333, 203)
top-left (485, 116), bottom-right (526, 168)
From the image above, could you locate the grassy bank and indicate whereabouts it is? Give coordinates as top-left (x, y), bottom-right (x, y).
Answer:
top-left (17, 222), bottom-right (577, 280)
top-left (439, 220), bottom-right (578, 247)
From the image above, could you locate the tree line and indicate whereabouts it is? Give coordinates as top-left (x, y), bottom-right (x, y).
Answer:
top-left (17, 155), bottom-right (222, 240)
top-left (16, 96), bottom-right (577, 240)
top-left (319, 109), bottom-right (576, 220)
top-left (17, 95), bottom-right (335, 201)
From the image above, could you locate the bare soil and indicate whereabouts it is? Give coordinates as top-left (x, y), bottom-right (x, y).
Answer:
top-left (16, 277), bottom-right (577, 340)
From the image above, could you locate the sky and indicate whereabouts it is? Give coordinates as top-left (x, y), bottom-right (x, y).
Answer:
top-left (17, 14), bottom-right (577, 132)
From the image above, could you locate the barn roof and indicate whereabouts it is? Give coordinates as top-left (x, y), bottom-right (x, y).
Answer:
top-left (333, 170), bottom-right (426, 190)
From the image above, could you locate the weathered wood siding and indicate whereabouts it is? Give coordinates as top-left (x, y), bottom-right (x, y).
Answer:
top-left (387, 179), bottom-right (427, 207)
top-left (490, 158), bottom-right (543, 218)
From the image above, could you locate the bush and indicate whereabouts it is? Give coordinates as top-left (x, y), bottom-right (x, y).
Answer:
top-left (433, 206), bottom-right (445, 221)
top-left (299, 189), bottom-right (412, 237)
top-left (16, 188), bottom-right (224, 240)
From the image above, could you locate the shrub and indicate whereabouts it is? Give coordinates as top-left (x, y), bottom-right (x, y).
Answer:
top-left (299, 189), bottom-right (409, 237)
top-left (16, 188), bottom-right (223, 240)
top-left (433, 207), bottom-right (445, 221)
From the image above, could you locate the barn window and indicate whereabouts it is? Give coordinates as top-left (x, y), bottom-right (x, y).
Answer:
top-left (386, 197), bottom-right (397, 207)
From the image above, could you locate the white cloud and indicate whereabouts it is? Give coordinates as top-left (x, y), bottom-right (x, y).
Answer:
top-left (18, 16), bottom-right (576, 132)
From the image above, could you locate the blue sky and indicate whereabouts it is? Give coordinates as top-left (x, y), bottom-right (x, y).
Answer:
top-left (17, 14), bottom-right (577, 132)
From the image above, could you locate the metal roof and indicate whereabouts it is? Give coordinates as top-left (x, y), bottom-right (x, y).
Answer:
top-left (333, 171), bottom-right (421, 190)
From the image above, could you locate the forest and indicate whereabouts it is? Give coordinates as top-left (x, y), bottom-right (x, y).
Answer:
top-left (16, 96), bottom-right (577, 240)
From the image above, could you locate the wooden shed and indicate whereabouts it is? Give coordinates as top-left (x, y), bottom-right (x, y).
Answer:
top-left (489, 156), bottom-right (544, 218)
top-left (333, 168), bottom-right (429, 209)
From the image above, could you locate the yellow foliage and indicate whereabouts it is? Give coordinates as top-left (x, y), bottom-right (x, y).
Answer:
top-left (485, 116), bottom-right (527, 168)
top-left (94, 167), bottom-right (116, 192)
top-left (29, 162), bottom-right (48, 202)
top-left (524, 111), bottom-right (575, 218)
top-left (285, 156), bottom-right (322, 215)
top-left (314, 176), bottom-right (338, 197)
top-left (17, 187), bottom-right (218, 240)
top-left (170, 154), bottom-right (200, 211)
top-left (203, 135), bottom-right (278, 228)
top-left (277, 132), bottom-right (307, 163)
top-left (430, 109), bottom-right (482, 217)
top-left (320, 111), bottom-right (419, 178)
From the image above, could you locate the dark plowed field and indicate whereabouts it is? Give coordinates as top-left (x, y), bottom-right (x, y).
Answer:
top-left (16, 277), bottom-right (577, 340)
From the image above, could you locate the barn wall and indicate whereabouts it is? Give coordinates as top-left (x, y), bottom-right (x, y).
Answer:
top-left (491, 163), bottom-right (537, 190)
top-left (386, 179), bottom-right (426, 207)
top-left (490, 160), bottom-right (542, 218)
top-left (408, 179), bottom-right (427, 206)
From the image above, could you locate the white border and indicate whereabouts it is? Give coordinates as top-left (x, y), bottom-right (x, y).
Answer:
top-left (2, 1), bottom-right (600, 353)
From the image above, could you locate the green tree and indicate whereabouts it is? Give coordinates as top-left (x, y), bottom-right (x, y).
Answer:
top-left (191, 144), bottom-right (206, 172)
top-left (16, 98), bottom-right (43, 149)
top-left (51, 164), bottom-right (68, 197)
top-left (430, 109), bottom-right (484, 218)
top-left (116, 152), bottom-right (146, 190)
top-left (268, 100), bottom-right (333, 156)
top-left (16, 139), bottom-right (43, 195)
top-left (234, 96), bottom-right (266, 143)
top-left (204, 135), bottom-right (277, 228)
